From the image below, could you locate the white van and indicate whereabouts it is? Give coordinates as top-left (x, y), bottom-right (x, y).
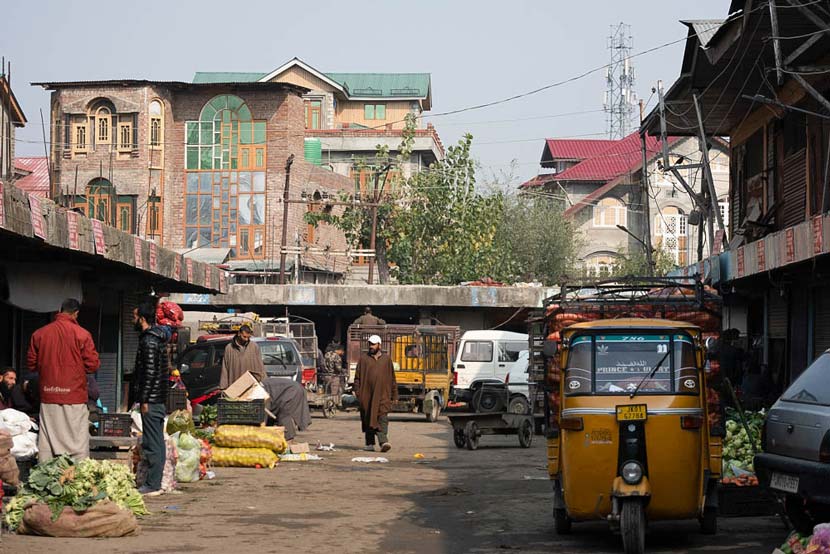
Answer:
top-left (452, 330), bottom-right (530, 413)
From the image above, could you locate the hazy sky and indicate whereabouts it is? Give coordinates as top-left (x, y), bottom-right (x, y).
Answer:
top-left (5, 0), bottom-right (730, 184)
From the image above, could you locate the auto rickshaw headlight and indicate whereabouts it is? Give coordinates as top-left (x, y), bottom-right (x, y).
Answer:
top-left (621, 461), bottom-right (643, 484)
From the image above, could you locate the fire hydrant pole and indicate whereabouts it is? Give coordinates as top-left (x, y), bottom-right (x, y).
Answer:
top-left (279, 154), bottom-right (295, 285)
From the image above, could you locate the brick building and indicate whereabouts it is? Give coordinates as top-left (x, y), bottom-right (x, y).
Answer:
top-left (35, 79), bottom-right (354, 279)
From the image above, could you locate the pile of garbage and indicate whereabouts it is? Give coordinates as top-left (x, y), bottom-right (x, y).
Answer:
top-left (4, 455), bottom-right (147, 537)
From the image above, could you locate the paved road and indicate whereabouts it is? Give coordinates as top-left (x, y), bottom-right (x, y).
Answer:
top-left (4, 414), bottom-right (786, 553)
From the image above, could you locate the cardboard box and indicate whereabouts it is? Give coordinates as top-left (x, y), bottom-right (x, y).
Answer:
top-left (224, 372), bottom-right (270, 401)
top-left (290, 442), bottom-right (310, 454)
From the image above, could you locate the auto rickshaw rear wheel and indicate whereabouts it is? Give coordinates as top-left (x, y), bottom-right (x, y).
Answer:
top-left (620, 499), bottom-right (646, 554)
top-left (453, 427), bottom-right (466, 449)
top-left (518, 419), bottom-right (533, 448)
top-left (465, 421), bottom-right (480, 450)
top-left (553, 508), bottom-right (572, 535)
top-left (699, 507), bottom-right (717, 535)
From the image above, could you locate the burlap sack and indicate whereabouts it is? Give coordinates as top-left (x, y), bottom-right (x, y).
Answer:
top-left (0, 453), bottom-right (20, 486)
top-left (0, 429), bottom-right (13, 450)
top-left (18, 500), bottom-right (139, 537)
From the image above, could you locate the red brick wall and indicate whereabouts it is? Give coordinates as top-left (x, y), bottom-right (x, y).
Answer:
top-left (52, 83), bottom-right (353, 267)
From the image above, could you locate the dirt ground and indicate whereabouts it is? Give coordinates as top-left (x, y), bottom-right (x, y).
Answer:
top-left (3, 413), bottom-right (787, 553)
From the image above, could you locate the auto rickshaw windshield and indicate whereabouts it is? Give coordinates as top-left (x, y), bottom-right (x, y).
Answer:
top-left (564, 332), bottom-right (698, 396)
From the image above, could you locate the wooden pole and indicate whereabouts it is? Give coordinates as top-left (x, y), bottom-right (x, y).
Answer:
top-left (367, 171), bottom-right (381, 285)
top-left (40, 109), bottom-right (53, 201)
top-left (279, 154), bottom-right (294, 285)
top-left (692, 94), bottom-right (726, 249)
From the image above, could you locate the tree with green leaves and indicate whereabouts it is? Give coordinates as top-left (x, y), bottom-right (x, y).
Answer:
top-left (612, 246), bottom-right (678, 277)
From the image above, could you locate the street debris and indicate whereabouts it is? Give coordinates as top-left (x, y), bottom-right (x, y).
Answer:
top-left (351, 457), bottom-right (389, 463)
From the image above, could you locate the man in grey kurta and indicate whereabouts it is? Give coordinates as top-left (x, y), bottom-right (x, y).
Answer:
top-left (261, 377), bottom-right (311, 441)
top-left (219, 325), bottom-right (266, 389)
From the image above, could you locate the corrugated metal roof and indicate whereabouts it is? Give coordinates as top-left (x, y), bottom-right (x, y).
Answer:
top-left (175, 247), bottom-right (231, 264)
top-left (324, 72), bottom-right (430, 98)
top-left (13, 157), bottom-right (49, 197)
top-left (519, 174), bottom-right (557, 189)
top-left (681, 19), bottom-right (725, 48)
top-left (193, 72), bottom-right (266, 83)
top-left (554, 132), bottom-right (664, 182)
top-left (543, 138), bottom-right (617, 162)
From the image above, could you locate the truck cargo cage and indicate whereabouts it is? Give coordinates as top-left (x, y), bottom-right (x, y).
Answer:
top-left (545, 275), bottom-right (721, 317)
top-left (261, 317), bottom-right (318, 368)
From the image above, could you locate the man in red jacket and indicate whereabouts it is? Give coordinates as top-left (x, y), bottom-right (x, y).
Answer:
top-left (27, 298), bottom-right (100, 462)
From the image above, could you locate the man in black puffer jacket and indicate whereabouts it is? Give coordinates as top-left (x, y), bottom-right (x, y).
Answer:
top-left (133, 300), bottom-right (168, 496)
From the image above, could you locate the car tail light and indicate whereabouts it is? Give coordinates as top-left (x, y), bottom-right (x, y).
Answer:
top-left (820, 430), bottom-right (830, 463)
top-left (452, 372), bottom-right (458, 386)
top-left (560, 416), bottom-right (583, 431)
top-left (504, 373), bottom-right (510, 385)
top-left (681, 415), bottom-right (703, 429)
top-left (302, 368), bottom-right (316, 384)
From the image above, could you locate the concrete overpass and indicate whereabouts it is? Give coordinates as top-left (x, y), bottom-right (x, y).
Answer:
top-left (172, 284), bottom-right (556, 346)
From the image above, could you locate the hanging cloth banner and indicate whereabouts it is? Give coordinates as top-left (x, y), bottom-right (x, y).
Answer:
top-left (66, 210), bottom-right (80, 250)
top-left (186, 258), bottom-right (194, 283)
top-left (173, 255), bottom-right (182, 281)
top-left (149, 242), bottom-right (158, 273)
top-left (134, 236), bottom-right (144, 270)
top-left (92, 219), bottom-right (106, 255)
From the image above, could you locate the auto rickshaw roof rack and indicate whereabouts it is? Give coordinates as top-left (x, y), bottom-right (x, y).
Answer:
top-left (543, 275), bottom-right (721, 316)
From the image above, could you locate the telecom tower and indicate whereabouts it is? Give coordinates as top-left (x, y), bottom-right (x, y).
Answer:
top-left (603, 23), bottom-right (637, 139)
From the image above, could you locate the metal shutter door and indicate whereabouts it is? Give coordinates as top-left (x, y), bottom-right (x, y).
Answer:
top-left (768, 291), bottom-right (788, 339)
top-left (97, 353), bottom-right (118, 412)
top-left (782, 147), bottom-right (807, 228)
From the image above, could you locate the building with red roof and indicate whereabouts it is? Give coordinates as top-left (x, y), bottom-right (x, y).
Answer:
top-left (520, 131), bottom-right (730, 274)
top-left (13, 157), bottom-right (50, 197)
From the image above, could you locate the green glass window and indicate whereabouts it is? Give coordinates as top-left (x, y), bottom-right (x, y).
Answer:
top-left (375, 104), bottom-right (386, 120)
top-left (240, 121), bottom-right (252, 145)
top-left (186, 147), bottom-right (199, 170)
top-left (186, 122), bottom-right (199, 145)
top-left (364, 104), bottom-right (375, 120)
top-left (253, 122), bottom-right (266, 144)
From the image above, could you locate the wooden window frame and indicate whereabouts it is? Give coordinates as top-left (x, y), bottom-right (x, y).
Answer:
top-left (149, 100), bottom-right (164, 149)
top-left (593, 198), bottom-right (626, 228)
top-left (364, 104), bottom-right (387, 121)
top-left (117, 120), bottom-right (133, 152)
top-left (304, 98), bottom-right (323, 130)
top-left (72, 122), bottom-right (88, 154)
top-left (96, 107), bottom-right (111, 145)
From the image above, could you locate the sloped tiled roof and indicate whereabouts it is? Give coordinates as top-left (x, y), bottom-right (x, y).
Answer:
top-left (14, 157), bottom-right (49, 198)
top-left (518, 174), bottom-right (558, 189)
top-left (543, 138), bottom-right (617, 162)
top-left (554, 132), bottom-right (665, 182)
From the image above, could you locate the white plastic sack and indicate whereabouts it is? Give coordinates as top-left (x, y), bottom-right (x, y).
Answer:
top-left (11, 431), bottom-right (38, 459)
top-left (0, 409), bottom-right (36, 436)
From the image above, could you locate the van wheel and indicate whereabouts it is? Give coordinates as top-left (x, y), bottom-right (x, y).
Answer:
top-left (508, 395), bottom-right (530, 415)
top-left (699, 507), bottom-right (717, 535)
top-left (620, 499), bottom-right (646, 554)
top-left (472, 388), bottom-right (504, 413)
top-left (554, 508), bottom-right (572, 535)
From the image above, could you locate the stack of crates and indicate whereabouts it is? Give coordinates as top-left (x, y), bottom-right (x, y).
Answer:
top-left (526, 311), bottom-right (547, 419)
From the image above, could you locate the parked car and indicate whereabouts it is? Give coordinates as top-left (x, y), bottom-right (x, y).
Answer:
top-left (451, 330), bottom-right (531, 414)
top-left (755, 351), bottom-right (830, 533)
top-left (178, 335), bottom-right (303, 402)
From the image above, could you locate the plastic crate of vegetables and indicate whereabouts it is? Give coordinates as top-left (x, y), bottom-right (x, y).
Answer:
top-left (217, 399), bottom-right (266, 426)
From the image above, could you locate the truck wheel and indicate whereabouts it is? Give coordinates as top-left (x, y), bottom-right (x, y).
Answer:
top-left (508, 395), bottom-right (530, 415)
top-left (554, 508), bottom-right (572, 535)
top-left (518, 418), bottom-right (533, 448)
top-left (465, 421), bottom-right (479, 450)
top-left (620, 499), bottom-right (646, 554)
top-left (453, 427), bottom-right (466, 449)
top-left (699, 507), bottom-right (717, 535)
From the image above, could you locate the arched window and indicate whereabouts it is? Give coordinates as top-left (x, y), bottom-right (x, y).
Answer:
top-left (86, 178), bottom-right (115, 223)
top-left (584, 252), bottom-right (617, 277)
top-left (185, 95), bottom-right (267, 259)
top-left (149, 100), bottom-right (163, 148)
top-left (96, 106), bottom-right (111, 144)
top-left (593, 197), bottom-right (627, 228)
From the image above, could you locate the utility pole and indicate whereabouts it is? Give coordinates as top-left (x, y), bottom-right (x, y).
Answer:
top-left (692, 93), bottom-right (726, 254)
top-left (603, 23), bottom-right (637, 139)
top-left (279, 154), bottom-right (294, 285)
top-left (639, 99), bottom-right (655, 276)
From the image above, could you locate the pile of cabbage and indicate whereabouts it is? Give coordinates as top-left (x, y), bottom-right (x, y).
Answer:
top-left (4, 455), bottom-right (148, 531)
top-left (723, 408), bottom-right (764, 477)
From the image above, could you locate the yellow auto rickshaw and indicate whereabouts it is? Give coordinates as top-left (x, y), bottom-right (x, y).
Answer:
top-left (549, 318), bottom-right (721, 554)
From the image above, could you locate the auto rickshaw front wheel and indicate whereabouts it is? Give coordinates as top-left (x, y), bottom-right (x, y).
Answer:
top-left (620, 499), bottom-right (646, 554)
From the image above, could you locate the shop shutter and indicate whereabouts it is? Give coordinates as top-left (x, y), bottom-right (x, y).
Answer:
top-left (781, 147), bottom-right (807, 228)
top-left (814, 287), bottom-right (830, 359)
top-left (98, 353), bottom-right (118, 412)
top-left (768, 291), bottom-right (788, 339)
top-left (121, 291), bottom-right (141, 407)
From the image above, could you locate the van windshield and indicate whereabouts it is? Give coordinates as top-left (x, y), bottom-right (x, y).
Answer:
top-left (781, 353), bottom-right (830, 406)
top-left (565, 333), bottom-right (698, 395)
top-left (259, 342), bottom-right (300, 366)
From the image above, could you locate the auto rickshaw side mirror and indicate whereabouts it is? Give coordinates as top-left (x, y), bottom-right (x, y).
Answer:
top-left (542, 340), bottom-right (559, 358)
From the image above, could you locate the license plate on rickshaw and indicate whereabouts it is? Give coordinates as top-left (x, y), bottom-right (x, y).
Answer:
top-left (616, 404), bottom-right (648, 421)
